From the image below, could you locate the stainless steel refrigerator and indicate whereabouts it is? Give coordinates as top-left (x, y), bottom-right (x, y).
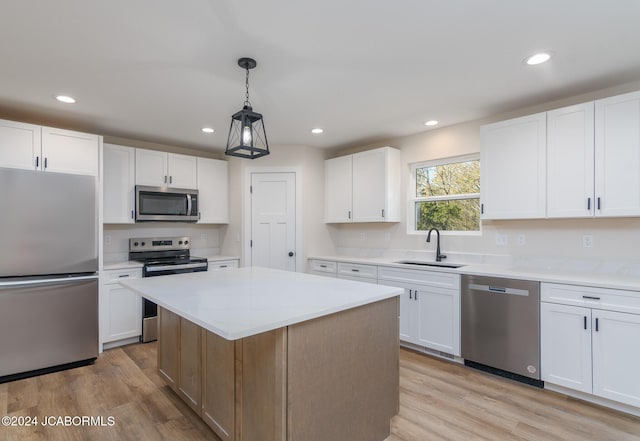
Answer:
top-left (0, 167), bottom-right (99, 381)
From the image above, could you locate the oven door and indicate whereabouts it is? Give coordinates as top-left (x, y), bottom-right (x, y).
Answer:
top-left (135, 186), bottom-right (199, 222)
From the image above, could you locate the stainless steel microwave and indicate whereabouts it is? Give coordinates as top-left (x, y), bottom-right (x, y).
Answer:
top-left (135, 186), bottom-right (199, 222)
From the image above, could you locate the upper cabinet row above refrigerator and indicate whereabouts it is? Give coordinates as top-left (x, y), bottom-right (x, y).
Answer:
top-left (480, 89), bottom-right (640, 220)
top-left (0, 119), bottom-right (100, 176)
top-left (103, 144), bottom-right (228, 224)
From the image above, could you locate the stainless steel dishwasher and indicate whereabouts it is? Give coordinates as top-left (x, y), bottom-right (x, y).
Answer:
top-left (461, 275), bottom-right (542, 386)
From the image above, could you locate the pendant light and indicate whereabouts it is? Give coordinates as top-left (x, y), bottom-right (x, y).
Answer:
top-left (225, 57), bottom-right (270, 159)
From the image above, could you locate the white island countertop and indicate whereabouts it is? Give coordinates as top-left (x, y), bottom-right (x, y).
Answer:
top-left (120, 267), bottom-right (402, 340)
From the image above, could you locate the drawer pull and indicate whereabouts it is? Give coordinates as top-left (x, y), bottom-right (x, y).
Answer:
top-left (351, 269), bottom-right (360, 272)
top-left (118, 274), bottom-right (130, 278)
top-left (220, 265), bottom-right (228, 268)
top-left (582, 295), bottom-right (601, 300)
top-left (320, 264), bottom-right (327, 268)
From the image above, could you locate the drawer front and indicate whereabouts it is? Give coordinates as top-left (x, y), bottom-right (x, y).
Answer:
top-left (541, 283), bottom-right (640, 315)
top-left (309, 270), bottom-right (337, 278)
top-left (337, 274), bottom-right (377, 284)
top-left (309, 259), bottom-right (337, 274)
top-left (337, 262), bottom-right (378, 279)
top-left (105, 268), bottom-right (142, 284)
top-left (209, 260), bottom-right (239, 270)
top-left (378, 266), bottom-right (460, 289)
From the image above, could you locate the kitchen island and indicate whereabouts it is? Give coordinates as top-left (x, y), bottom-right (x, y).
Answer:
top-left (121, 267), bottom-right (402, 441)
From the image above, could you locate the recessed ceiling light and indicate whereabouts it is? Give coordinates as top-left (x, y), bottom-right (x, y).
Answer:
top-left (424, 120), bottom-right (439, 126)
top-left (201, 127), bottom-right (214, 133)
top-left (525, 52), bottom-right (551, 65)
top-left (311, 128), bottom-right (324, 134)
top-left (56, 95), bottom-right (76, 104)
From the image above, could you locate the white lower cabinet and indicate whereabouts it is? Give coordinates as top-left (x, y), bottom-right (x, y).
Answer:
top-left (541, 283), bottom-right (640, 408)
top-left (102, 267), bottom-right (142, 348)
top-left (208, 259), bottom-right (239, 270)
top-left (379, 266), bottom-right (460, 356)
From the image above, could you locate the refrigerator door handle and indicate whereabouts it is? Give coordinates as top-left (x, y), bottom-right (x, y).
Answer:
top-left (0, 274), bottom-right (98, 288)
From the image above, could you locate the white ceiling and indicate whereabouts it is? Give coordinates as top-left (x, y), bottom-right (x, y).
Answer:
top-left (1, 1), bottom-right (640, 153)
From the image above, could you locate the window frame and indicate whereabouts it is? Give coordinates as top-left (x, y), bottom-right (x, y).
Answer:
top-left (407, 153), bottom-right (481, 236)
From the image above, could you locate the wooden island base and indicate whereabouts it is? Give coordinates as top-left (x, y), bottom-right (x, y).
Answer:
top-left (157, 297), bottom-right (399, 441)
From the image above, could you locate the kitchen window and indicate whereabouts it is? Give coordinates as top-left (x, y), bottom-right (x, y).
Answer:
top-left (409, 154), bottom-right (480, 234)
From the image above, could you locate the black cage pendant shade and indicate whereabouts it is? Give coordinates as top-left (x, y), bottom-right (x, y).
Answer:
top-left (225, 57), bottom-right (270, 159)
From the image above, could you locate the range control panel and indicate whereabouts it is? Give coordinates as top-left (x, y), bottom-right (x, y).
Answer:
top-left (129, 236), bottom-right (190, 252)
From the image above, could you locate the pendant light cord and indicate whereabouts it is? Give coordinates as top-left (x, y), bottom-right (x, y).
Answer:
top-left (244, 67), bottom-right (251, 107)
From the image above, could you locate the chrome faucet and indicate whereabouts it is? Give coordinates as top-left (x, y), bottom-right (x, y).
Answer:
top-left (426, 228), bottom-right (447, 262)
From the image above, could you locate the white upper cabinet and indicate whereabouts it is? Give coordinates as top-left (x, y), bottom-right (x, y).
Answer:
top-left (325, 146), bottom-right (401, 223)
top-left (547, 102), bottom-right (595, 218)
top-left (103, 144), bottom-right (135, 223)
top-left (135, 148), bottom-right (197, 189)
top-left (41, 127), bottom-right (100, 176)
top-left (480, 112), bottom-right (547, 219)
top-left (594, 90), bottom-right (640, 217)
top-left (196, 157), bottom-right (229, 223)
top-left (0, 119), bottom-right (41, 170)
top-left (325, 155), bottom-right (353, 222)
top-left (0, 119), bottom-right (99, 176)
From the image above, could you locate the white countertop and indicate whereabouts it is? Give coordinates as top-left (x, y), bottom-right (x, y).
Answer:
top-left (309, 255), bottom-right (640, 292)
top-left (120, 267), bottom-right (402, 340)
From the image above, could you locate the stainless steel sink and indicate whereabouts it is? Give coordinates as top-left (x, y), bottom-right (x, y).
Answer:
top-left (393, 260), bottom-right (465, 269)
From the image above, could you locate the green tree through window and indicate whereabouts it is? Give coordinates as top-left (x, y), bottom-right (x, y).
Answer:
top-left (411, 156), bottom-right (480, 232)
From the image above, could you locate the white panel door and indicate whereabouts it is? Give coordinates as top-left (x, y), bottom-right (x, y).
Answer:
top-left (416, 286), bottom-right (460, 356)
top-left (594, 90), bottom-right (640, 217)
top-left (250, 172), bottom-right (296, 271)
top-left (592, 309), bottom-right (640, 408)
top-left (352, 148), bottom-right (386, 221)
top-left (136, 148), bottom-right (168, 186)
top-left (325, 155), bottom-right (353, 222)
top-left (547, 102), bottom-right (595, 218)
top-left (540, 302), bottom-right (592, 394)
top-left (480, 112), bottom-right (546, 219)
top-left (41, 127), bottom-right (100, 176)
top-left (103, 144), bottom-right (135, 223)
top-left (168, 153), bottom-right (197, 189)
top-left (0, 119), bottom-right (40, 170)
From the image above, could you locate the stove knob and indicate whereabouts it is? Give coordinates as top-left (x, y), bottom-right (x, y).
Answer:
top-left (178, 241), bottom-right (183, 245)
top-left (184, 240), bottom-right (189, 245)
top-left (134, 242), bottom-right (139, 247)
top-left (141, 242), bottom-right (146, 246)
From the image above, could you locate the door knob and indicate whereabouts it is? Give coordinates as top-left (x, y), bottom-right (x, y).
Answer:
top-left (288, 251), bottom-right (294, 257)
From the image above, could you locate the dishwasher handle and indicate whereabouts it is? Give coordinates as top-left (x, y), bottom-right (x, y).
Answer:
top-left (467, 283), bottom-right (530, 297)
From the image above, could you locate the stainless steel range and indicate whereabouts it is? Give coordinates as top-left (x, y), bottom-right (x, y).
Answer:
top-left (129, 236), bottom-right (208, 342)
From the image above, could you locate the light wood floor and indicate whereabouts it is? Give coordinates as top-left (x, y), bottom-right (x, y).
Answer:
top-left (1, 343), bottom-right (639, 441)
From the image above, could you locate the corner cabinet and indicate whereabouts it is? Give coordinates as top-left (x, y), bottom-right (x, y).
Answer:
top-left (196, 157), bottom-right (229, 223)
top-left (0, 119), bottom-right (100, 176)
top-left (541, 283), bottom-right (640, 408)
top-left (135, 148), bottom-right (197, 189)
top-left (480, 112), bottom-right (546, 219)
top-left (325, 146), bottom-right (401, 223)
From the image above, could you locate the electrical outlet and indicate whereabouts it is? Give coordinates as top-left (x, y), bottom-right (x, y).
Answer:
top-left (583, 235), bottom-right (593, 248)
top-left (384, 232), bottom-right (391, 241)
top-left (104, 235), bottom-right (111, 245)
top-left (495, 233), bottom-right (508, 246)
top-left (200, 233), bottom-right (207, 243)
top-left (517, 234), bottom-right (526, 246)
top-left (360, 231), bottom-right (366, 241)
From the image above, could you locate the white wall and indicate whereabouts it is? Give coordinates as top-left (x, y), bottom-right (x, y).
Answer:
top-left (220, 143), bottom-right (336, 265)
top-left (326, 79), bottom-right (640, 264)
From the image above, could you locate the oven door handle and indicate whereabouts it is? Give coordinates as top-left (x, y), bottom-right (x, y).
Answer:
top-left (146, 262), bottom-right (207, 272)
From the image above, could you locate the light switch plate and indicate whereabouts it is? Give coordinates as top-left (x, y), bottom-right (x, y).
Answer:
top-left (583, 235), bottom-right (593, 248)
top-left (495, 233), bottom-right (508, 246)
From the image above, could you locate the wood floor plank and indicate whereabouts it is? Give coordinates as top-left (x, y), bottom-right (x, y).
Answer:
top-left (1, 343), bottom-right (639, 441)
